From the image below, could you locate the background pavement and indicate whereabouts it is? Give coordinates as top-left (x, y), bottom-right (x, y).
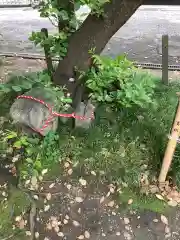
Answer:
top-left (0, 5), bottom-right (180, 65)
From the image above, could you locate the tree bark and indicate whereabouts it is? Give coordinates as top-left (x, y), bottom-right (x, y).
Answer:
top-left (54, 0), bottom-right (144, 102)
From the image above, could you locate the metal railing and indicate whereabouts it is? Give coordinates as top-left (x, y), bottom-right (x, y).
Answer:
top-left (0, 0), bottom-right (38, 7)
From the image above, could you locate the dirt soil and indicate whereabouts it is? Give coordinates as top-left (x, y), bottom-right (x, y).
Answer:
top-left (33, 176), bottom-right (174, 240)
top-left (1, 56), bottom-right (180, 240)
top-left (0, 56), bottom-right (46, 83)
top-left (0, 56), bottom-right (180, 84)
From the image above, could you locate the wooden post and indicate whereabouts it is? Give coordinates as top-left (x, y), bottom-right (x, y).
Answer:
top-left (158, 95), bottom-right (180, 183)
top-left (162, 35), bottom-right (169, 85)
top-left (41, 28), bottom-right (54, 80)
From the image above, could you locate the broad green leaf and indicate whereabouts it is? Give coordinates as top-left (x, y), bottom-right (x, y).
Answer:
top-left (5, 131), bottom-right (17, 140)
top-left (26, 158), bottom-right (33, 164)
top-left (11, 86), bottom-right (22, 92)
top-left (13, 141), bottom-right (22, 149)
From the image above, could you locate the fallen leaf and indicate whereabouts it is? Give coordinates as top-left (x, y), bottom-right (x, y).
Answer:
top-left (166, 190), bottom-right (179, 200)
top-left (79, 178), bottom-right (87, 186)
top-left (161, 215), bottom-right (168, 225)
top-left (128, 199), bottom-right (133, 205)
top-left (18, 219), bottom-right (25, 229)
top-left (155, 194), bottom-right (164, 201)
top-left (39, 176), bottom-right (43, 181)
top-left (73, 220), bottom-right (80, 227)
top-left (31, 176), bottom-right (37, 186)
top-left (167, 200), bottom-right (177, 207)
top-left (75, 197), bottom-right (84, 203)
top-left (46, 223), bottom-right (52, 230)
top-left (25, 179), bottom-right (30, 185)
top-left (46, 193), bottom-right (52, 201)
top-left (149, 185), bottom-right (159, 194)
top-left (54, 226), bottom-right (60, 233)
top-left (51, 220), bottom-right (58, 227)
top-left (64, 162), bottom-right (70, 168)
top-left (44, 205), bottom-right (50, 212)
top-left (50, 216), bottom-right (57, 221)
top-left (108, 201), bottom-right (115, 207)
top-left (116, 232), bottom-right (121, 236)
top-left (106, 191), bottom-right (110, 197)
top-left (57, 232), bottom-right (64, 237)
top-left (123, 231), bottom-right (131, 240)
top-left (42, 169), bottom-right (48, 175)
top-left (33, 195), bottom-right (39, 200)
top-left (165, 225), bottom-right (170, 234)
top-left (65, 215), bottom-right (70, 220)
top-left (35, 232), bottom-right (40, 239)
top-left (67, 168), bottom-right (73, 175)
top-left (84, 230), bottom-right (90, 239)
top-left (91, 171), bottom-right (96, 176)
top-left (12, 155), bottom-right (20, 163)
top-left (15, 216), bottom-right (22, 222)
top-left (66, 184), bottom-right (72, 190)
top-left (124, 217), bottom-right (130, 225)
top-left (109, 187), bottom-right (115, 193)
top-left (100, 196), bottom-right (105, 204)
top-left (117, 187), bottom-right (122, 193)
top-left (78, 208), bottom-right (81, 214)
top-left (25, 231), bottom-right (31, 236)
top-left (49, 183), bottom-right (55, 189)
top-left (63, 219), bottom-right (68, 224)
top-left (77, 235), bottom-right (84, 239)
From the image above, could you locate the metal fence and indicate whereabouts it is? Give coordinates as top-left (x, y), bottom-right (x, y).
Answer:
top-left (0, 0), bottom-right (36, 6)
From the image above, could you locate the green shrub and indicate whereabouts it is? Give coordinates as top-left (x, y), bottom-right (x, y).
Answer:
top-left (2, 130), bottom-right (60, 182)
top-left (0, 70), bottom-right (72, 111)
top-left (86, 55), bottom-right (157, 109)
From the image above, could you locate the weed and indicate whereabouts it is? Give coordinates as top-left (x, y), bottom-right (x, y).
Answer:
top-left (85, 55), bottom-right (157, 109)
top-left (0, 187), bottom-right (30, 239)
top-left (118, 188), bottom-right (169, 214)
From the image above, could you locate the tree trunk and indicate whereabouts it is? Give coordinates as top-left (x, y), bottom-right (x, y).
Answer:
top-left (54, 0), bottom-right (144, 103)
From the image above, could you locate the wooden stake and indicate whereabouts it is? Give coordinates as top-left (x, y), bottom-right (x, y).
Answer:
top-left (158, 95), bottom-right (180, 183)
top-left (162, 35), bottom-right (169, 85)
top-left (41, 28), bottom-right (54, 81)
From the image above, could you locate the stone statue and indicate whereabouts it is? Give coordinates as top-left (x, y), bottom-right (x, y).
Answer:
top-left (10, 87), bottom-right (59, 136)
top-left (10, 87), bottom-right (95, 136)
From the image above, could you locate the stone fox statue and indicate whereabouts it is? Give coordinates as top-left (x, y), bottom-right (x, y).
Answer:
top-left (10, 87), bottom-right (95, 136)
top-left (10, 87), bottom-right (59, 136)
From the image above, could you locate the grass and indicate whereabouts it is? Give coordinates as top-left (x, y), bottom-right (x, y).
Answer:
top-left (40, 79), bottom-right (180, 214)
top-left (0, 186), bottom-right (31, 239)
top-left (0, 72), bottom-right (180, 236)
top-left (118, 188), bottom-right (169, 214)
top-left (55, 81), bottom-right (179, 184)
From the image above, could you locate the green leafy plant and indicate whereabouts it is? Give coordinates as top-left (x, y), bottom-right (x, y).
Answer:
top-left (29, 0), bottom-right (110, 59)
top-left (2, 129), bottom-right (60, 182)
top-left (29, 31), bottom-right (69, 59)
top-left (85, 55), bottom-right (157, 109)
top-left (0, 71), bottom-right (72, 111)
top-left (20, 131), bottom-right (60, 180)
top-left (29, 1), bottom-right (80, 59)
